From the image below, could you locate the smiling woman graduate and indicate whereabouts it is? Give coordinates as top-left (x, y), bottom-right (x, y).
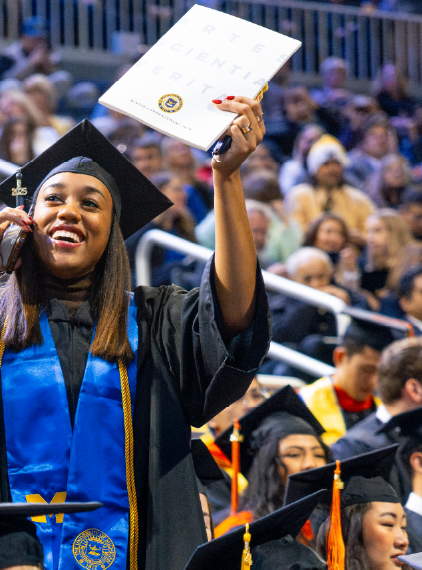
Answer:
top-left (0, 96), bottom-right (270, 570)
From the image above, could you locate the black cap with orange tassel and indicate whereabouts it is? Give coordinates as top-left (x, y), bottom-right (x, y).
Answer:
top-left (283, 445), bottom-right (400, 552)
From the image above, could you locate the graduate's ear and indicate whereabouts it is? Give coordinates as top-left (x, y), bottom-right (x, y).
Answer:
top-left (410, 451), bottom-right (422, 475)
top-left (403, 378), bottom-right (422, 404)
top-left (333, 346), bottom-right (347, 367)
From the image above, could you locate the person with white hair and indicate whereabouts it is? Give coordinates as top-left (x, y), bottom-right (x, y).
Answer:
top-left (285, 246), bottom-right (361, 304)
top-left (263, 247), bottom-right (369, 381)
top-left (285, 134), bottom-right (376, 244)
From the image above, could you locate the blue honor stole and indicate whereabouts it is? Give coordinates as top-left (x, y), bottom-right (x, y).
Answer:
top-left (1, 297), bottom-right (138, 570)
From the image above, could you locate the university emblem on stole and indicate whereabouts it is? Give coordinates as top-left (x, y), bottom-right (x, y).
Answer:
top-left (73, 528), bottom-right (116, 569)
top-left (158, 93), bottom-right (183, 113)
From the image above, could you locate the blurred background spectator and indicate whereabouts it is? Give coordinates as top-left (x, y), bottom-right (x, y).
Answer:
top-left (1, 16), bottom-right (60, 81)
top-left (286, 134), bottom-right (376, 242)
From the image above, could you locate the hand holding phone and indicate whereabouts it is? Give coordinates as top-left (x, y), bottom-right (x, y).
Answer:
top-left (0, 204), bottom-right (34, 274)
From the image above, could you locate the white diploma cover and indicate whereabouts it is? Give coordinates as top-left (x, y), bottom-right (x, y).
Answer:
top-left (99, 5), bottom-right (301, 150)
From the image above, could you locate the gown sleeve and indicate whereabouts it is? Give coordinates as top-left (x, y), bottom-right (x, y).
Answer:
top-left (134, 255), bottom-right (271, 427)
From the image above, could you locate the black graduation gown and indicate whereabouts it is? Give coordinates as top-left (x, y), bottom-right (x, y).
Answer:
top-left (331, 412), bottom-right (411, 503)
top-left (405, 507), bottom-right (422, 554)
top-left (0, 258), bottom-right (271, 570)
top-left (330, 412), bottom-right (398, 460)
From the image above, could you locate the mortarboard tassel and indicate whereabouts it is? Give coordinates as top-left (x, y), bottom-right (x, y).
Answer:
top-left (230, 418), bottom-right (244, 516)
top-left (241, 523), bottom-right (253, 570)
top-left (326, 460), bottom-right (345, 570)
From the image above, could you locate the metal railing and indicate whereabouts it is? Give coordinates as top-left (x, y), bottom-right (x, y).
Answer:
top-left (3, 1), bottom-right (422, 93)
top-left (135, 229), bottom-right (338, 378)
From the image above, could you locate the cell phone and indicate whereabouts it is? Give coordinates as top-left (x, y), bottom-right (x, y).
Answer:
top-left (212, 135), bottom-right (232, 156)
top-left (0, 204), bottom-right (34, 274)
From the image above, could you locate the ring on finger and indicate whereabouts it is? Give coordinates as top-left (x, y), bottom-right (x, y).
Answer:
top-left (239, 124), bottom-right (253, 134)
top-left (255, 113), bottom-right (264, 123)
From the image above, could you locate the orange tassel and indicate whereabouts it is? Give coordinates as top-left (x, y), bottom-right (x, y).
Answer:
top-left (326, 460), bottom-right (345, 570)
top-left (230, 418), bottom-right (243, 516)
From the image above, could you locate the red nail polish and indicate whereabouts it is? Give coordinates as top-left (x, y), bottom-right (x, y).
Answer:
top-left (226, 96), bottom-right (235, 100)
top-left (22, 222), bottom-right (32, 232)
top-left (212, 99), bottom-right (223, 104)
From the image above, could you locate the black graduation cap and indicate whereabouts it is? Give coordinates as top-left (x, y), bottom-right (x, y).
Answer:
top-left (284, 445), bottom-right (399, 536)
top-left (191, 439), bottom-right (225, 487)
top-left (398, 552), bottom-right (422, 569)
top-left (214, 385), bottom-right (325, 477)
top-left (0, 119), bottom-right (172, 240)
top-left (341, 307), bottom-right (408, 350)
top-left (183, 490), bottom-right (327, 570)
top-left (251, 535), bottom-right (327, 570)
top-left (0, 501), bottom-right (102, 570)
top-left (284, 444), bottom-right (398, 508)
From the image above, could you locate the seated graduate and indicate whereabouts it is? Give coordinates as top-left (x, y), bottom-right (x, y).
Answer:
top-left (378, 408), bottom-right (422, 553)
top-left (331, 337), bottom-right (422, 461)
top-left (212, 385), bottom-right (332, 544)
top-left (284, 445), bottom-right (410, 570)
top-left (299, 316), bottom-right (395, 445)
top-left (0, 95), bottom-right (270, 570)
top-left (184, 489), bottom-right (328, 570)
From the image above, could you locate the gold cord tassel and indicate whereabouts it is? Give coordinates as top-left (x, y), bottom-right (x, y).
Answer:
top-left (119, 359), bottom-right (139, 570)
top-left (0, 319), bottom-right (7, 365)
top-left (241, 523), bottom-right (253, 569)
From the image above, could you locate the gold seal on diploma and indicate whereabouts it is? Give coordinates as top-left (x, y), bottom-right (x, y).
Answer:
top-left (158, 94), bottom-right (183, 113)
top-left (73, 528), bottom-right (116, 569)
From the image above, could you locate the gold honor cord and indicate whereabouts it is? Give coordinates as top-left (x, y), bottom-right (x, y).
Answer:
top-left (0, 319), bottom-right (7, 367)
top-left (0, 321), bottom-right (139, 568)
top-left (118, 359), bottom-right (139, 570)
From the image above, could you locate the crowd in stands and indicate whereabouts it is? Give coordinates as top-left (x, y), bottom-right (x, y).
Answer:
top-left (4, 19), bottom-right (422, 372)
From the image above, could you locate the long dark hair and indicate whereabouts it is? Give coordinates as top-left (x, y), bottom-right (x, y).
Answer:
top-left (316, 503), bottom-right (371, 570)
top-left (0, 212), bottom-right (134, 363)
top-left (239, 428), bottom-right (332, 519)
top-left (316, 503), bottom-right (412, 570)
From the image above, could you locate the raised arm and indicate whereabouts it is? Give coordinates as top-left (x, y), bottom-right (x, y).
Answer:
top-left (211, 96), bottom-right (265, 339)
